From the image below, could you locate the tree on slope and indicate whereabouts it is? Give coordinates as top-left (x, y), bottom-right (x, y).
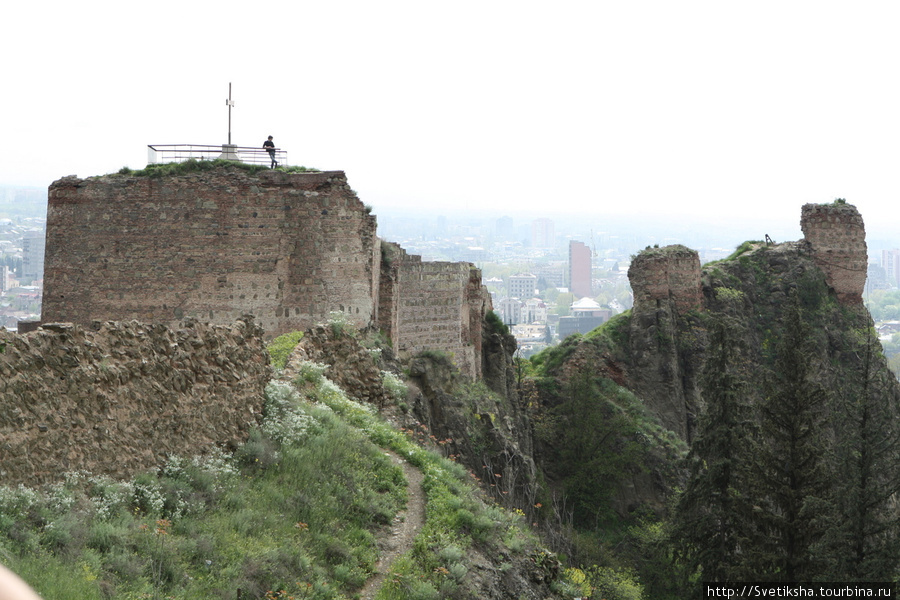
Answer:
top-left (750, 290), bottom-right (831, 581)
top-left (822, 324), bottom-right (900, 580)
top-left (672, 315), bottom-right (759, 584)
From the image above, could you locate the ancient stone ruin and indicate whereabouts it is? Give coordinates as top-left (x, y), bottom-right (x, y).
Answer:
top-left (627, 201), bottom-right (868, 316)
top-left (627, 244), bottom-right (703, 315)
top-left (0, 317), bottom-right (269, 486)
top-left (41, 167), bottom-right (490, 377)
top-left (800, 201), bottom-right (868, 305)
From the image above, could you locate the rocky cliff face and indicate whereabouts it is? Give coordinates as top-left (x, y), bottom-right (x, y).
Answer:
top-left (519, 201), bottom-right (886, 528)
top-left (626, 244), bottom-right (704, 441)
top-left (586, 202), bottom-right (872, 447)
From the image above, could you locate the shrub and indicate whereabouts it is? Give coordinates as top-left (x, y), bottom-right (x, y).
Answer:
top-left (587, 565), bottom-right (645, 600)
top-left (327, 310), bottom-right (356, 337)
top-left (261, 380), bottom-right (317, 446)
top-left (382, 370), bottom-right (408, 403)
top-left (235, 428), bottom-right (281, 472)
top-left (485, 310), bottom-right (509, 336)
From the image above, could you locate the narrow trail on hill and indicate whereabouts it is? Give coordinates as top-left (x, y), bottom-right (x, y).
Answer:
top-left (359, 450), bottom-right (426, 600)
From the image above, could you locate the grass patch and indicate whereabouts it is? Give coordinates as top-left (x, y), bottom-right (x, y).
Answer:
top-left (267, 331), bottom-right (304, 370)
top-left (0, 364), bottom-right (566, 600)
top-left (298, 365), bottom-right (555, 600)
top-left (725, 240), bottom-right (763, 261)
top-left (0, 377), bottom-right (406, 600)
top-left (115, 159), bottom-right (320, 179)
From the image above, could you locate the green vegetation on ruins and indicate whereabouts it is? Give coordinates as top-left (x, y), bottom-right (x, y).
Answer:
top-left (528, 311), bottom-right (632, 377)
top-left (267, 331), bottom-right (305, 370)
top-left (0, 353), bottom-right (572, 600)
top-left (484, 310), bottom-right (509, 337)
top-left (114, 159), bottom-right (320, 179)
top-left (519, 236), bottom-right (900, 596)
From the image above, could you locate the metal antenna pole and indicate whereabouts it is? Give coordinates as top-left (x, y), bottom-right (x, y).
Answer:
top-left (226, 83), bottom-right (235, 145)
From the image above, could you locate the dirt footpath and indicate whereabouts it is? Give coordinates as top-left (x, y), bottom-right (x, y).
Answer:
top-left (359, 451), bottom-right (425, 600)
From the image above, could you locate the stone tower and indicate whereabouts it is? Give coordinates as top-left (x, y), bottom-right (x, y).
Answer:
top-left (800, 201), bottom-right (868, 305)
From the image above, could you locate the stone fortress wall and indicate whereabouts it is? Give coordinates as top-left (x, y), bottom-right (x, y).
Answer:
top-left (800, 201), bottom-right (868, 305)
top-left (379, 242), bottom-right (487, 378)
top-left (43, 170), bottom-right (381, 340)
top-left (0, 166), bottom-right (490, 485)
top-left (41, 168), bottom-right (491, 375)
top-left (628, 202), bottom-right (868, 314)
top-left (19, 183), bottom-right (863, 486)
top-left (627, 244), bottom-right (703, 315)
top-left (0, 317), bottom-right (269, 486)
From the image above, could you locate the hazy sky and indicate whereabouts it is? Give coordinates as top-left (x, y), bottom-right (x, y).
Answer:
top-left (3, 1), bottom-right (899, 233)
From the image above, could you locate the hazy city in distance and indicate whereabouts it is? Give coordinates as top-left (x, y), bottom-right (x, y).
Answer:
top-left (5, 183), bottom-right (900, 364)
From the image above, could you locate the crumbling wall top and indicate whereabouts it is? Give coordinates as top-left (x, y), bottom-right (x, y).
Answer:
top-left (800, 201), bottom-right (867, 305)
top-left (628, 244), bottom-right (702, 314)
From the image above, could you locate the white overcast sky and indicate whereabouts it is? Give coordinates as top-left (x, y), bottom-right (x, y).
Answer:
top-left (3, 1), bottom-right (899, 233)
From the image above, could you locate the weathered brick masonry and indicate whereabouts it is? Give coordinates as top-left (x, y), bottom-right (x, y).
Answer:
top-left (42, 166), bottom-right (491, 377)
top-left (378, 241), bottom-right (487, 377)
top-left (43, 169), bottom-right (381, 339)
top-left (627, 202), bottom-right (868, 314)
top-left (628, 244), bottom-right (702, 315)
top-left (800, 201), bottom-right (867, 305)
top-left (0, 317), bottom-right (269, 486)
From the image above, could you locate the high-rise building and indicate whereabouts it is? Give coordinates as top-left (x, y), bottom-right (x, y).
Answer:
top-left (569, 240), bottom-right (592, 298)
top-left (507, 273), bottom-right (538, 299)
top-left (534, 265), bottom-right (565, 288)
top-left (531, 218), bottom-right (555, 248)
top-left (882, 249), bottom-right (900, 286)
top-left (495, 216), bottom-right (514, 240)
top-left (0, 265), bottom-right (10, 292)
top-left (22, 229), bottom-right (45, 282)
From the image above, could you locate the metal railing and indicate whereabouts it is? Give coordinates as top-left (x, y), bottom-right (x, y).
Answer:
top-left (147, 144), bottom-right (288, 167)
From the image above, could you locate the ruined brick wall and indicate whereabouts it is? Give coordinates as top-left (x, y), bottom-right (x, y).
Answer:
top-left (628, 244), bottom-right (702, 314)
top-left (0, 317), bottom-right (269, 486)
top-left (377, 241), bottom-right (404, 347)
top-left (42, 168), bottom-right (380, 339)
top-left (391, 253), bottom-right (491, 378)
top-left (800, 202), bottom-right (867, 305)
top-left (42, 165), bottom-right (490, 377)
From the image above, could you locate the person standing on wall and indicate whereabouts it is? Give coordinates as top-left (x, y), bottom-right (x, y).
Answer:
top-left (263, 136), bottom-right (278, 168)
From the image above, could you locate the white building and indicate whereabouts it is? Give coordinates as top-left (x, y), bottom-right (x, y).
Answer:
top-left (507, 273), bottom-right (538, 299)
top-left (522, 298), bottom-right (548, 323)
top-left (497, 297), bottom-right (523, 326)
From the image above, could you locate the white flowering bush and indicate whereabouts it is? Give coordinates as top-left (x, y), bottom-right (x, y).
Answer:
top-left (0, 484), bottom-right (40, 521)
top-left (262, 380), bottom-right (318, 445)
top-left (132, 478), bottom-right (166, 517)
top-left (294, 360), bottom-right (330, 386)
top-left (162, 447), bottom-right (238, 485)
top-left (382, 370), bottom-right (408, 403)
top-left (327, 310), bottom-right (356, 337)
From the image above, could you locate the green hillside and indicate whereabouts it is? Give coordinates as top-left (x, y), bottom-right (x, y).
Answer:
top-left (0, 360), bottom-right (574, 600)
